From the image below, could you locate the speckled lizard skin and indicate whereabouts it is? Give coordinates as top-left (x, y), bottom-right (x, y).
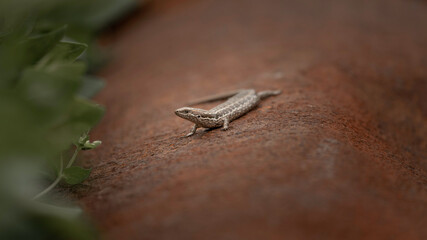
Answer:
top-left (175, 89), bottom-right (281, 137)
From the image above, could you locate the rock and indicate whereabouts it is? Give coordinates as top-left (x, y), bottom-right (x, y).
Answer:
top-left (79, 0), bottom-right (427, 239)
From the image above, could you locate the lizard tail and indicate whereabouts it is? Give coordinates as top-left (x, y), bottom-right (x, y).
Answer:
top-left (257, 90), bottom-right (282, 99)
top-left (186, 89), bottom-right (242, 106)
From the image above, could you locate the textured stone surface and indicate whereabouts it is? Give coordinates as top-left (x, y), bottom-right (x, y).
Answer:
top-left (74, 0), bottom-right (427, 239)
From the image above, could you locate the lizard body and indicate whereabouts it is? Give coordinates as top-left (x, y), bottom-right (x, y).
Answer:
top-left (175, 89), bottom-right (281, 137)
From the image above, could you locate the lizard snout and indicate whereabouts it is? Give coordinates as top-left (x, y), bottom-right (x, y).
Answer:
top-left (175, 108), bottom-right (191, 118)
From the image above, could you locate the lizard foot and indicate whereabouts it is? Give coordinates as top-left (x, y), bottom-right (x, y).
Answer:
top-left (185, 132), bottom-right (195, 137)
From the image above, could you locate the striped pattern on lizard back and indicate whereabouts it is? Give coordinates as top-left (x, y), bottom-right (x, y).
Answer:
top-left (174, 89), bottom-right (281, 137)
top-left (209, 89), bottom-right (259, 121)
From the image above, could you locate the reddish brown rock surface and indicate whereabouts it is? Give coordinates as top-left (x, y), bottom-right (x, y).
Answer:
top-left (75, 0), bottom-right (427, 239)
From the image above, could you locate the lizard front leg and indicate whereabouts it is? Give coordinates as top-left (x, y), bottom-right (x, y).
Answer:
top-left (185, 124), bottom-right (198, 137)
top-left (222, 117), bottom-right (230, 131)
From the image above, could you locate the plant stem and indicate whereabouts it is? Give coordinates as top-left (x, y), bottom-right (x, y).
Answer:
top-left (33, 146), bottom-right (81, 200)
top-left (33, 155), bottom-right (64, 200)
top-left (67, 146), bottom-right (81, 168)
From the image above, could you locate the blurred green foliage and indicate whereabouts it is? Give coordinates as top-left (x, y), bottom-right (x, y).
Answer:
top-left (0, 0), bottom-right (136, 239)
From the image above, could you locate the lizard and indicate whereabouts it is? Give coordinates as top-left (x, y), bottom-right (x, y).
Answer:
top-left (175, 89), bottom-right (281, 137)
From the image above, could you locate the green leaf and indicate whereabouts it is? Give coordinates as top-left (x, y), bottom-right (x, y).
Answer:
top-left (47, 98), bottom-right (104, 150)
top-left (0, 25), bottom-right (66, 86)
top-left (42, 61), bottom-right (87, 78)
top-left (78, 75), bottom-right (105, 98)
top-left (21, 25), bottom-right (67, 65)
top-left (37, 41), bottom-right (87, 68)
top-left (63, 166), bottom-right (91, 185)
top-left (69, 97), bottom-right (105, 127)
top-left (17, 65), bottom-right (84, 111)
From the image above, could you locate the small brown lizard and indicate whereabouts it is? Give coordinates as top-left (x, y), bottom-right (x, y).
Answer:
top-left (175, 89), bottom-right (281, 137)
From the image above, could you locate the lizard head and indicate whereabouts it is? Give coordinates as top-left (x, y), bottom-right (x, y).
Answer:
top-left (175, 107), bottom-right (218, 123)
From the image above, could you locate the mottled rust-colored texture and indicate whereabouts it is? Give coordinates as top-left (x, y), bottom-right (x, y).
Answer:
top-left (75, 0), bottom-right (427, 239)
